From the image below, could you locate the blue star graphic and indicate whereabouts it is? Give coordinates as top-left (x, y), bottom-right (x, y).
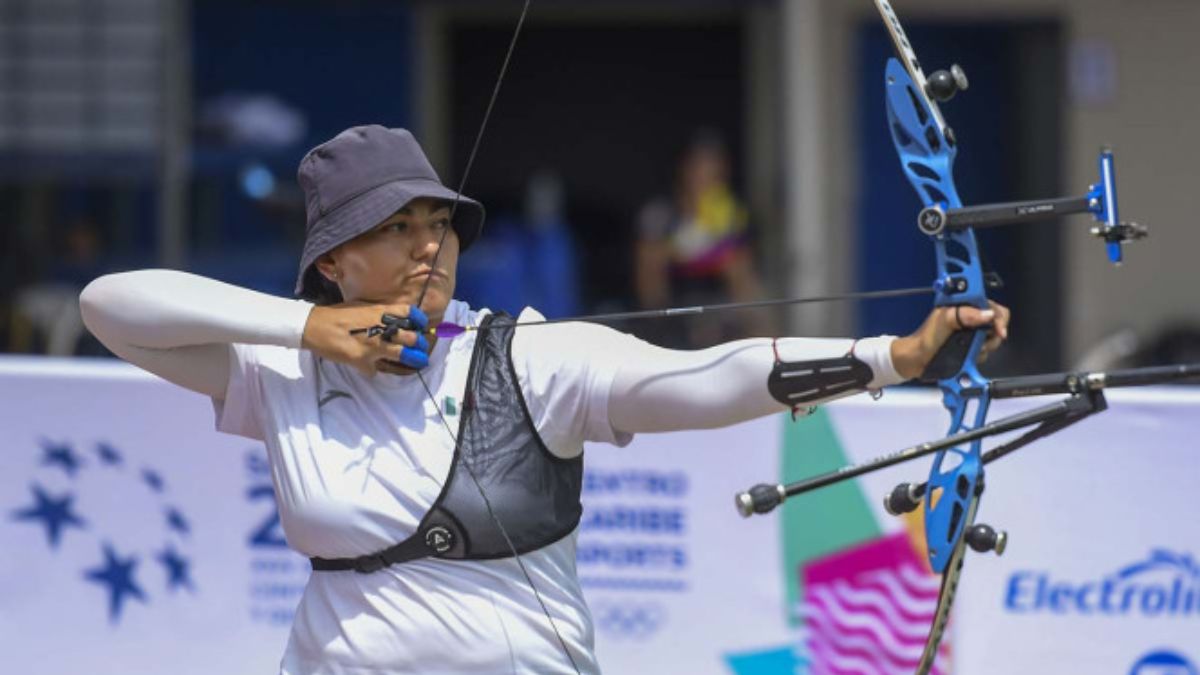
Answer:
top-left (165, 507), bottom-right (190, 536)
top-left (141, 468), bottom-right (165, 493)
top-left (157, 545), bottom-right (194, 592)
top-left (94, 442), bottom-right (123, 467)
top-left (41, 441), bottom-right (83, 477)
top-left (11, 483), bottom-right (87, 548)
top-left (84, 543), bottom-right (147, 623)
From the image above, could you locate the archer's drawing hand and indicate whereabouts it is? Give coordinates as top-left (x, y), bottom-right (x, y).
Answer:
top-left (302, 303), bottom-right (431, 376)
top-left (891, 301), bottom-right (1011, 380)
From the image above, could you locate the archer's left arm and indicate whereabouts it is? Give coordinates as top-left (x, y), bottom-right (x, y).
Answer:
top-left (605, 334), bottom-right (893, 434)
top-left (606, 301), bottom-right (1009, 435)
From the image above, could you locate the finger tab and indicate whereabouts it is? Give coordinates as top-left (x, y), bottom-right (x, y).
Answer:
top-left (407, 306), bottom-right (429, 331)
top-left (400, 347), bottom-right (429, 370)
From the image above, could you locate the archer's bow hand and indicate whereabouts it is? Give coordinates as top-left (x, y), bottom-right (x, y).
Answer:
top-left (302, 303), bottom-right (432, 376)
top-left (890, 301), bottom-right (1011, 380)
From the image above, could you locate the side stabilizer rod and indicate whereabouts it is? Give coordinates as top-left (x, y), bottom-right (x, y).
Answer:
top-left (734, 394), bottom-right (1096, 517)
top-left (885, 389), bottom-right (1106, 516)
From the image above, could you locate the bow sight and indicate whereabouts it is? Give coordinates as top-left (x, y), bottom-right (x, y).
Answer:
top-left (916, 147), bottom-right (1148, 264)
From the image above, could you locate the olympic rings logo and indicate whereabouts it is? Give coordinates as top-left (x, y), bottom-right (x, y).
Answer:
top-left (592, 601), bottom-right (666, 639)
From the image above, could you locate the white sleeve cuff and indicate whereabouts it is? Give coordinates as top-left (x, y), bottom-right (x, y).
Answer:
top-left (854, 335), bottom-right (905, 389)
top-left (262, 299), bottom-right (314, 349)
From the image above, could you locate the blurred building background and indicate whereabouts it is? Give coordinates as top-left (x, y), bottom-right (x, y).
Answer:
top-left (2, 0), bottom-right (1198, 374)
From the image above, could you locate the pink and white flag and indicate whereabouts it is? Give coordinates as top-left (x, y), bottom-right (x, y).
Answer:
top-left (801, 533), bottom-right (950, 675)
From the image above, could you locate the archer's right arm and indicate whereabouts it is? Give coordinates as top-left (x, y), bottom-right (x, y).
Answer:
top-left (79, 270), bottom-right (315, 398)
top-left (81, 270), bottom-right (427, 398)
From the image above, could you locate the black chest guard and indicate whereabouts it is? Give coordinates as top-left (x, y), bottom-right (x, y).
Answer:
top-left (311, 313), bottom-right (584, 573)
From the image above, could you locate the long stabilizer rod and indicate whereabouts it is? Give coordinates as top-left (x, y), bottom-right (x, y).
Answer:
top-left (985, 362), bottom-right (1200, 399)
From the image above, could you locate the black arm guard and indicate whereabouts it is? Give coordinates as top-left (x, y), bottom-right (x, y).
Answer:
top-left (768, 355), bottom-right (875, 408)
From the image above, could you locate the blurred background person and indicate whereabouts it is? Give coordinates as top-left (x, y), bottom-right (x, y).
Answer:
top-left (634, 130), bottom-right (773, 348)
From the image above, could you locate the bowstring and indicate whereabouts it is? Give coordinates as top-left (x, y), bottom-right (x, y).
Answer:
top-left (408, 2), bottom-right (584, 673)
top-left (415, 0), bottom-right (529, 309)
top-left (415, 375), bottom-right (582, 673)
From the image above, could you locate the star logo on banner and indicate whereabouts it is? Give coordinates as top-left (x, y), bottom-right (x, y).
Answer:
top-left (6, 439), bottom-right (200, 624)
top-left (141, 468), bottom-right (165, 493)
top-left (11, 483), bottom-right (88, 548)
top-left (84, 543), bottom-right (147, 623)
top-left (41, 441), bottom-right (83, 477)
top-left (157, 544), bottom-right (195, 592)
top-left (94, 442), bottom-right (124, 467)
top-left (165, 507), bottom-right (190, 536)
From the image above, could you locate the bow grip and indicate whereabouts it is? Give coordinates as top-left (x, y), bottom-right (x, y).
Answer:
top-left (919, 329), bottom-right (976, 383)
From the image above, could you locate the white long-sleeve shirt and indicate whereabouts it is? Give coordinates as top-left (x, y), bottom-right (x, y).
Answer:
top-left (79, 270), bottom-right (903, 674)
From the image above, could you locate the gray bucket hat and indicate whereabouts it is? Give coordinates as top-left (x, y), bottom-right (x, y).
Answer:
top-left (294, 125), bottom-right (485, 299)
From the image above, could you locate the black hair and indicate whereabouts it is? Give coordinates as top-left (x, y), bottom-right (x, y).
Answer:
top-left (300, 265), bottom-right (344, 306)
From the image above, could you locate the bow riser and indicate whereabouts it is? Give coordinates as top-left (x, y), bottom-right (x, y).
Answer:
top-left (884, 56), bottom-right (991, 575)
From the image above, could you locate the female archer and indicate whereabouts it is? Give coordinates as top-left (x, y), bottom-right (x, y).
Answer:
top-left (80, 125), bottom-right (1008, 674)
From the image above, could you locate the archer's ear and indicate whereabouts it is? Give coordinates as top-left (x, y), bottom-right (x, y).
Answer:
top-left (314, 252), bottom-right (340, 283)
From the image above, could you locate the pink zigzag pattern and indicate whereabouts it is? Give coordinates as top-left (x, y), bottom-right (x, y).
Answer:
top-left (802, 533), bottom-right (950, 675)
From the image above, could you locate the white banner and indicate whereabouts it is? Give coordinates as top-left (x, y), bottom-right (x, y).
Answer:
top-left (2, 355), bottom-right (1198, 674)
top-left (827, 390), bottom-right (1200, 675)
top-left (0, 357), bottom-right (792, 675)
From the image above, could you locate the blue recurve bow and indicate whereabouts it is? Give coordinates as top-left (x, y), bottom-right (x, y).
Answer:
top-left (736, 3), bottom-right (1174, 673)
top-left (870, 1), bottom-right (1149, 667)
top-left (873, 2), bottom-right (994, 668)
top-left (876, 2), bottom-right (993, 667)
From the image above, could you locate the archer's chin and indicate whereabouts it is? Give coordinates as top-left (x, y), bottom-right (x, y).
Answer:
top-left (414, 288), bottom-right (453, 314)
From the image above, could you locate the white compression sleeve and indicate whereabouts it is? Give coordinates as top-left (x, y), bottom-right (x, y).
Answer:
top-left (607, 333), bottom-right (903, 435)
top-left (80, 270), bottom-right (313, 398)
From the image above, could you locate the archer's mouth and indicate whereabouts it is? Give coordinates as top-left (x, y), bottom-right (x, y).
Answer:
top-left (406, 269), bottom-right (448, 283)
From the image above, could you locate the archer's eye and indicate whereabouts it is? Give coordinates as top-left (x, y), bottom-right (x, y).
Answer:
top-left (433, 217), bottom-right (450, 230)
